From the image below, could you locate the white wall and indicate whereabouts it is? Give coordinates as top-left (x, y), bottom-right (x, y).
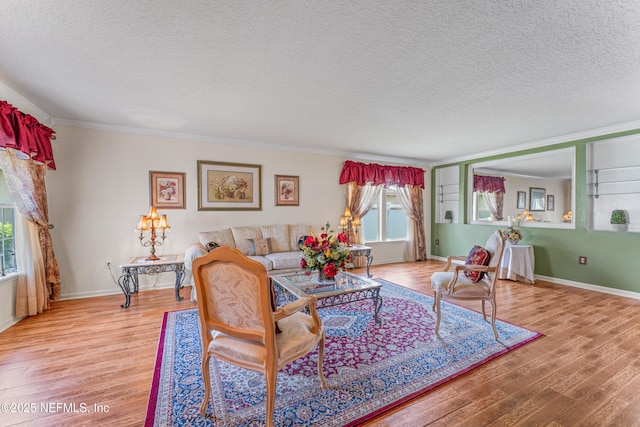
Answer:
top-left (42, 126), bottom-right (426, 300)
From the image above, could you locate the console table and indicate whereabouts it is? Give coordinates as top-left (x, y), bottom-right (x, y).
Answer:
top-left (346, 244), bottom-right (373, 277)
top-left (117, 254), bottom-right (185, 308)
top-left (499, 243), bottom-right (535, 284)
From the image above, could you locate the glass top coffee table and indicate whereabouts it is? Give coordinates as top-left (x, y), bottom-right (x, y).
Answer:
top-left (271, 270), bottom-right (382, 324)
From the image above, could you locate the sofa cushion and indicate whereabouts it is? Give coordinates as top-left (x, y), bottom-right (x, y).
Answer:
top-left (248, 255), bottom-right (273, 271)
top-left (247, 238), bottom-right (272, 256)
top-left (198, 228), bottom-right (236, 249)
top-left (463, 245), bottom-right (491, 282)
top-left (289, 224), bottom-right (312, 251)
top-left (265, 251), bottom-right (303, 270)
top-left (231, 226), bottom-right (263, 255)
top-left (261, 225), bottom-right (290, 253)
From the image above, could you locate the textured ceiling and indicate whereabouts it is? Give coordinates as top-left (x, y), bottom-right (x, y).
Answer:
top-left (1, 0), bottom-right (639, 164)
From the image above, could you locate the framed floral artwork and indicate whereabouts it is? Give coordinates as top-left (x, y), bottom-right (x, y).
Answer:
top-left (150, 171), bottom-right (185, 209)
top-left (197, 161), bottom-right (261, 210)
top-left (275, 175), bottom-right (299, 206)
top-left (547, 195), bottom-right (555, 211)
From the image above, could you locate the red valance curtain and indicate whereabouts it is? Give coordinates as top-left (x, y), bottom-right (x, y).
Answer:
top-left (339, 160), bottom-right (425, 189)
top-left (0, 100), bottom-right (56, 169)
top-left (473, 175), bottom-right (505, 193)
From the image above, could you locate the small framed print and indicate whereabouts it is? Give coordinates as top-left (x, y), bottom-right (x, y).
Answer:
top-left (547, 195), bottom-right (555, 211)
top-left (150, 171), bottom-right (185, 209)
top-left (275, 175), bottom-right (299, 206)
top-left (516, 191), bottom-right (526, 209)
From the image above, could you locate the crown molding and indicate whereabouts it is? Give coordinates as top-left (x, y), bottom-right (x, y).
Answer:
top-left (0, 81), bottom-right (52, 125)
top-left (52, 118), bottom-right (426, 166)
top-left (430, 120), bottom-right (640, 168)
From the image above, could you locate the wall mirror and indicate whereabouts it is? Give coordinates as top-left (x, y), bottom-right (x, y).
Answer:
top-left (467, 147), bottom-right (575, 229)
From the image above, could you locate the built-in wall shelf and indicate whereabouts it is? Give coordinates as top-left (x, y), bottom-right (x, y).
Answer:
top-left (587, 137), bottom-right (640, 233)
top-left (587, 165), bottom-right (640, 198)
top-left (435, 166), bottom-right (460, 224)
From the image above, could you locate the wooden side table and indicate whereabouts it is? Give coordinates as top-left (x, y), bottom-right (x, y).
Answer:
top-left (117, 254), bottom-right (185, 308)
top-left (347, 244), bottom-right (373, 278)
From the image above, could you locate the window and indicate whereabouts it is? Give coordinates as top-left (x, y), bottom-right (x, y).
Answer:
top-left (0, 171), bottom-right (16, 275)
top-left (362, 186), bottom-right (408, 242)
top-left (473, 192), bottom-right (492, 221)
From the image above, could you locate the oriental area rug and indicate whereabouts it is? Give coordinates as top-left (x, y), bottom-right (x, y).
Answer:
top-left (145, 279), bottom-right (541, 426)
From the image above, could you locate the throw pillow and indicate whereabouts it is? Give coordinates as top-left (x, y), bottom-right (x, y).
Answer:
top-left (269, 278), bottom-right (282, 334)
top-left (463, 245), bottom-right (491, 282)
top-left (297, 235), bottom-right (311, 250)
top-left (247, 238), bottom-right (272, 256)
top-left (205, 241), bottom-right (220, 252)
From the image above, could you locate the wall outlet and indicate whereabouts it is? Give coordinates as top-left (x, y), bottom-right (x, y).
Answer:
top-left (435, 239), bottom-right (440, 245)
top-left (105, 260), bottom-right (112, 269)
top-left (579, 256), bottom-right (587, 265)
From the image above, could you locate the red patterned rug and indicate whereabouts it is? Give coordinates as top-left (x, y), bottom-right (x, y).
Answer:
top-left (145, 279), bottom-right (542, 426)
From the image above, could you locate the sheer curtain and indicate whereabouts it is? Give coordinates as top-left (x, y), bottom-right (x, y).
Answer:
top-left (0, 100), bottom-right (59, 317)
top-left (345, 181), bottom-right (381, 245)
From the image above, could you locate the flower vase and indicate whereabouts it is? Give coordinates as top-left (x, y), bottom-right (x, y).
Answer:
top-left (313, 267), bottom-right (335, 285)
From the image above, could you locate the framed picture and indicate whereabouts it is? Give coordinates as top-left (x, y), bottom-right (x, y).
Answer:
top-left (529, 187), bottom-right (546, 211)
top-left (149, 171), bottom-right (185, 209)
top-left (547, 195), bottom-right (555, 211)
top-left (275, 175), bottom-right (299, 206)
top-left (516, 191), bottom-right (526, 209)
top-left (197, 161), bottom-right (261, 211)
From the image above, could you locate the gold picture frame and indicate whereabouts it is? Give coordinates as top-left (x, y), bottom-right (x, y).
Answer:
top-left (197, 161), bottom-right (261, 211)
top-left (275, 175), bottom-right (299, 206)
top-left (149, 171), bottom-right (186, 209)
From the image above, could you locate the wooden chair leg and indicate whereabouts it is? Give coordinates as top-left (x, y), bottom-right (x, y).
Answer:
top-left (434, 293), bottom-right (442, 335)
top-left (200, 355), bottom-right (211, 416)
top-left (317, 335), bottom-right (326, 388)
top-left (265, 369), bottom-right (278, 427)
top-left (491, 300), bottom-right (499, 340)
top-left (481, 300), bottom-right (487, 320)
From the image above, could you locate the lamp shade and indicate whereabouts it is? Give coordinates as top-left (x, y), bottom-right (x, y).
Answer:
top-left (147, 206), bottom-right (160, 220)
top-left (339, 216), bottom-right (347, 227)
top-left (137, 215), bottom-right (149, 231)
top-left (159, 215), bottom-right (170, 229)
top-left (343, 207), bottom-right (352, 218)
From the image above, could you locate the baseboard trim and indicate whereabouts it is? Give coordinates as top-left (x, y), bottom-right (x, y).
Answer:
top-left (428, 256), bottom-right (640, 301)
top-left (59, 282), bottom-right (178, 300)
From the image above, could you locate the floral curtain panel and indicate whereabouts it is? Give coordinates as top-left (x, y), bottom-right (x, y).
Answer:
top-left (0, 99), bottom-right (60, 317)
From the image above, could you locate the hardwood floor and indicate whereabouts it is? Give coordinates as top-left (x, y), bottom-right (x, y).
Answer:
top-left (1, 260), bottom-right (640, 426)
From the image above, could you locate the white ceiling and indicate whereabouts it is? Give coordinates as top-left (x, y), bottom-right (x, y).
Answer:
top-left (1, 1), bottom-right (639, 165)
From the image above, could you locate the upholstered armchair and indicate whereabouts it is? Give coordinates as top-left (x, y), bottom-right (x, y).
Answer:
top-left (191, 246), bottom-right (326, 426)
top-left (430, 230), bottom-right (506, 340)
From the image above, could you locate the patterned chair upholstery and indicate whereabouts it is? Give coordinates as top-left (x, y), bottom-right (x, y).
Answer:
top-left (191, 246), bottom-right (326, 426)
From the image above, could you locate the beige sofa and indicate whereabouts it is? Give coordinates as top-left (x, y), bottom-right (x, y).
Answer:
top-left (184, 224), bottom-right (312, 283)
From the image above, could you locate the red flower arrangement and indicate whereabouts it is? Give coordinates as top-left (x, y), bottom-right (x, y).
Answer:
top-left (300, 223), bottom-right (351, 278)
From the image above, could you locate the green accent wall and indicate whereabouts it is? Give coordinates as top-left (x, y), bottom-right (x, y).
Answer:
top-left (431, 129), bottom-right (640, 293)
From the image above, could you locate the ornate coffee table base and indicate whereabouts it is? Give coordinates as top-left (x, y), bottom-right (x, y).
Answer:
top-left (272, 271), bottom-right (383, 324)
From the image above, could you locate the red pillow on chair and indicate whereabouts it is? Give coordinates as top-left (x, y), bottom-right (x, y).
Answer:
top-left (463, 245), bottom-right (491, 282)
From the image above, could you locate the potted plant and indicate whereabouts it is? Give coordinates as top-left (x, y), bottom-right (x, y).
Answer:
top-left (610, 209), bottom-right (628, 231)
top-left (444, 211), bottom-right (453, 223)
